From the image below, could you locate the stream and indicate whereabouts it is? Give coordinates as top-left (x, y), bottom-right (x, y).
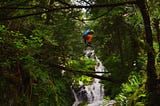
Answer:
top-left (71, 48), bottom-right (116, 106)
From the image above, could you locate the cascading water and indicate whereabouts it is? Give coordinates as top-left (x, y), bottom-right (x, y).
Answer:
top-left (71, 48), bottom-right (116, 106)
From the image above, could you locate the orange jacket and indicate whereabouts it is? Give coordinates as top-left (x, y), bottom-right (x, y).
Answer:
top-left (84, 34), bottom-right (93, 44)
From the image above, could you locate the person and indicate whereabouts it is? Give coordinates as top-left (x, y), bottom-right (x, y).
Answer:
top-left (83, 29), bottom-right (94, 47)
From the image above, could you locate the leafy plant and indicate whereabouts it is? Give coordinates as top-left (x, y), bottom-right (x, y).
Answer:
top-left (115, 71), bottom-right (147, 106)
top-left (67, 57), bottom-right (96, 87)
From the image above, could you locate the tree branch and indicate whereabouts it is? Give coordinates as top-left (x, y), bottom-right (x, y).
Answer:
top-left (84, 7), bottom-right (115, 21)
top-left (0, 0), bottom-right (136, 21)
top-left (52, 64), bottom-right (121, 83)
top-left (56, 0), bottom-right (71, 6)
top-left (0, 5), bottom-right (47, 10)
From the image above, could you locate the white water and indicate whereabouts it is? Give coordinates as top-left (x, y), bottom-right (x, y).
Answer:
top-left (72, 48), bottom-right (116, 106)
top-left (71, 85), bottom-right (81, 106)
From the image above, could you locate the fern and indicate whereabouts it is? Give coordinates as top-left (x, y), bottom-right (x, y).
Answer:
top-left (115, 71), bottom-right (146, 106)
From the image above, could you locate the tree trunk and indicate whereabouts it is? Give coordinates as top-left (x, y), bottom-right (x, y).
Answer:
top-left (46, 0), bottom-right (55, 24)
top-left (117, 29), bottom-right (124, 67)
top-left (153, 18), bottom-right (160, 62)
top-left (136, 0), bottom-right (160, 105)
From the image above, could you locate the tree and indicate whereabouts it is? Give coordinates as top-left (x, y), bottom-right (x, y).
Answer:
top-left (80, 0), bottom-right (160, 105)
top-left (0, 0), bottom-right (160, 105)
top-left (136, 0), bottom-right (160, 105)
top-left (0, 0), bottom-right (81, 105)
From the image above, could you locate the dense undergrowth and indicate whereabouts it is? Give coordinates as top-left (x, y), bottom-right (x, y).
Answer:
top-left (0, 25), bottom-right (73, 106)
top-left (0, 21), bottom-right (160, 105)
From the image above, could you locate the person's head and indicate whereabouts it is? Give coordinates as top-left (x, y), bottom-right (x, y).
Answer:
top-left (83, 29), bottom-right (94, 36)
top-left (88, 30), bottom-right (94, 34)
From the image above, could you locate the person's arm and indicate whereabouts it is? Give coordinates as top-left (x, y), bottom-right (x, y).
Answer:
top-left (83, 36), bottom-right (87, 44)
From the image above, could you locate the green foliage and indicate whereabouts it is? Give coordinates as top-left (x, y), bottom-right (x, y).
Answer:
top-left (103, 54), bottom-right (128, 81)
top-left (67, 57), bottom-right (96, 86)
top-left (0, 25), bottom-right (73, 106)
top-left (78, 102), bottom-right (88, 106)
top-left (115, 71), bottom-right (147, 106)
top-left (68, 57), bottom-right (95, 71)
top-left (1, 0), bottom-right (160, 105)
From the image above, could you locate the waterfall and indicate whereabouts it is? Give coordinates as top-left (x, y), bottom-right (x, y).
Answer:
top-left (71, 48), bottom-right (116, 106)
top-left (71, 85), bottom-right (81, 106)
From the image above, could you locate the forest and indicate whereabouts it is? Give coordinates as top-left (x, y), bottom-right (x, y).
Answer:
top-left (0, 0), bottom-right (160, 106)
